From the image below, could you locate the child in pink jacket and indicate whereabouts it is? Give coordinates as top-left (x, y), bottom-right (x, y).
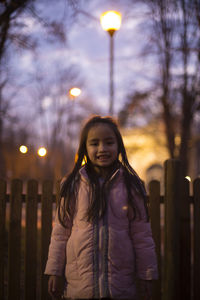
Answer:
top-left (45, 115), bottom-right (158, 299)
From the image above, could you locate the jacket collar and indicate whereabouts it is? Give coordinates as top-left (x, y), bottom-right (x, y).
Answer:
top-left (79, 164), bottom-right (122, 184)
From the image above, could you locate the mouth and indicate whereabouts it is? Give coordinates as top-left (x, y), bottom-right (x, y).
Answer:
top-left (97, 154), bottom-right (110, 160)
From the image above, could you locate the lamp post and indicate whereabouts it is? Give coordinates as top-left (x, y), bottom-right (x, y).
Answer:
top-left (68, 87), bottom-right (81, 120)
top-left (67, 87), bottom-right (82, 149)
top-left (100, 11), bottom-right (121, 115)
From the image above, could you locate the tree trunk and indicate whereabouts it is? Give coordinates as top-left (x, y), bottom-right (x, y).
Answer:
top-left (0, 0), bottom-right (30, 63)
top-left (162, 95), bottom-right (175, 158)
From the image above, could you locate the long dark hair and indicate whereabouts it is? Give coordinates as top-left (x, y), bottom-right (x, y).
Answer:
top-left (59, 115), bottom-right (148, 227)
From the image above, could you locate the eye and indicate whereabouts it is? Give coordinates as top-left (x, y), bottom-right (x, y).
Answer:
top-left (107, 140), bottom-right (115, 145)
top-left (90, 142), bottom-right (98, 146)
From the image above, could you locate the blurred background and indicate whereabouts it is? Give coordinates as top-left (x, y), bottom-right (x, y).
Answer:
top-left (0, 0), bottom-right (200, 188)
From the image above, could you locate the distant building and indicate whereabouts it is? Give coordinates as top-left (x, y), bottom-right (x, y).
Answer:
top-left (121, 121), bottom-right (170, 193)
top-left (121, 120), bottom-right (200, 193)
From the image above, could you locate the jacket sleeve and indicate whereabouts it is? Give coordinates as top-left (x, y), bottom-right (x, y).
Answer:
top-left (44, 197), bottom-right (72, 276)
top-left (129, 191), bottom-right (158, 280)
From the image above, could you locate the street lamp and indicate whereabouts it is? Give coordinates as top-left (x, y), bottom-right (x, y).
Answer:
top-left (100, 10), bottom-right (121, 115)
top-left (67, 87), bottom-right (82, 148)
top-left (69, 87), bottom-right (82, 99)
top-left (69, 87), bottom-right (82, 106)
top-left (67, 86), bottom-right (82, 122)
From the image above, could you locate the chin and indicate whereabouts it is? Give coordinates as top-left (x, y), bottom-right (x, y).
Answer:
top-left (98, 163), bottom-right (112, 168)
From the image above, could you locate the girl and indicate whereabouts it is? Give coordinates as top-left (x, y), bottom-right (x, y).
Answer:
top-left (45, 115), bottom-right (158, 300)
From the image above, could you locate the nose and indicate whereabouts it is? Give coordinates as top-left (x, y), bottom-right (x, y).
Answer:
top-left (99, 142), bottom-right (106, 152)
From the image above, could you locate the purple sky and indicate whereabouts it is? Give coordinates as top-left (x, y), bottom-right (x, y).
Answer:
top-left (9, 0), bottom-right (156, 118)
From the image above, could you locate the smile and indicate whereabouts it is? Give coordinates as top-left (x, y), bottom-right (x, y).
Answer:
top-left (97, 155), bottom-right (110, 160)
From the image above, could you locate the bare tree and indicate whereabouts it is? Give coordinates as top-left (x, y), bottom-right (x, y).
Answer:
top-left (0, 65), bottom-right (27, 177)
top-left (0, 0), bottom-right (73, 64)
top-left (0, 0), bottom-right (84, 178)
top-left (120, 0), bottom-right (200, 175)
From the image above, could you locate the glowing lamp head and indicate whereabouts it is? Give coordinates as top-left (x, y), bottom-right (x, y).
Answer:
top-left (19, 145), bottom-right (28, 154)
top-left (100, 11), bottom-right (121, 35)
top-left (37, 147), bottom-right (47, 157)
top-left (69, 87), bottom-right (81, 98)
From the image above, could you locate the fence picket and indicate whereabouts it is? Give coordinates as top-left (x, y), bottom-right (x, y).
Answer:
top-left (193, 178), bottom-right (200, 300)
top-left (163, 159), bottom-right (181, 300)
top-left (149, 180), bottom-right (161, 300)
top-left (0, 159), bottom-right (199, 300)
top-left (8, 179), bottom-right (22, 300)
top-left (25, 180), bottom-right (38, 300)
top-left (41, 180), bottom-right (53, 300)
top-left (56, 180), bottom-right (61, 208)
top-left (0, 179), bottom-right (6, 300)
top-left (180, 178), bottom-right (191, 300)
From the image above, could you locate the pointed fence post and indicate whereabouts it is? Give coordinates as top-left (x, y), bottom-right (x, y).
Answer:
top-left (179, 177), bottom-right (191, 300)
top-left (193, 178), bottom-right (200, 300)
top-left (149, 180), bottom-right (161, 300)
top-left (0, 179), bottom-right (6, 300)
top-left (8, 179), bottom-right (23, 300)
top-left (56, 179), bottom-right (61, 208)
top-left (163, 159), bottom-right (181, 300)
top-left (25, 180), bottom-right (38, 300)
top-left (41, 180), bottom-right (53, 300)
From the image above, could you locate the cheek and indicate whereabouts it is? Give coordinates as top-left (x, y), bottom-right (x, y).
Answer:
top-left (112, 147), bottom-right (119, 158)
top-left (87, 147), bottom-right (94, 159)
top-left (115, 145), bottom-right (119, 154)
top-left (85, 145), bottom-right (90, 155)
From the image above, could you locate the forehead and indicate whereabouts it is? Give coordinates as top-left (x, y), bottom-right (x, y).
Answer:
top-left (87, 123), bottom-right (116, 140)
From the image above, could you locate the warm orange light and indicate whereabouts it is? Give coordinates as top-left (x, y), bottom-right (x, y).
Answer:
top-left (37, 147), bottom-right (47, 157)
top-left (82, 156), bottom-right (87, 166)
top-left (100, 11), bottom-right (121, 33)
top-left (19, 145), bottom-right (28, 153)
top-left (175, 135), bottom-right (181, 146)
top-left (69, 87), bottom-right (81, 98)
top-left (75, 153), bottom-right (87, 166)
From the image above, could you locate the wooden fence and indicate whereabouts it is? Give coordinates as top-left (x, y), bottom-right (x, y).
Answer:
top-left (0, 159), bottom-right (200, 300)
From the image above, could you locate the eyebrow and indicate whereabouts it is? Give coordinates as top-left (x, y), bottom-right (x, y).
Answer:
top-left (105, 137), bottom-right (115, 141)
top-left (88, 137), bottom-right (115, 142)
top-left (87, 138), bottom-right (98, 142)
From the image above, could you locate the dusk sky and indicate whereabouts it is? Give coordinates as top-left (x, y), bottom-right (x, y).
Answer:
top-left (2, 0), bottom-right (199, 180)
top-left (8, 0), bottom-right (158, 123)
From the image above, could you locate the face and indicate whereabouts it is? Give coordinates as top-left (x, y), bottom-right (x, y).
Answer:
top-left (86, 123), bottom-right (118, 176)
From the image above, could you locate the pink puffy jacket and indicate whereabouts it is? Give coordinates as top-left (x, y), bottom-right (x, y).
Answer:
top-left (45, 166), bottom-right (158, 299)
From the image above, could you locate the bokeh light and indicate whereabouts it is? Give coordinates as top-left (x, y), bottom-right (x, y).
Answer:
top-left (19, 145), bottom-right (28, 154)
top-left (69, 87), bottom-right (81, 98)
top-left (37, 147), bottom-right (47, 157)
